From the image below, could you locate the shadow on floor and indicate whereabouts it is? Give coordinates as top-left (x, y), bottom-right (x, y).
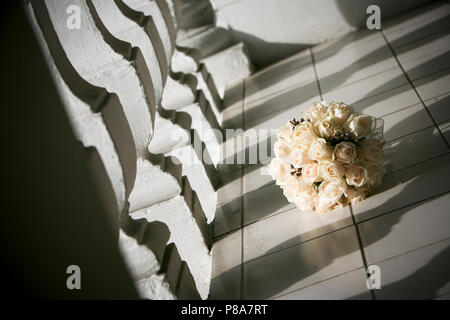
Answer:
top-left (212, 93), bottom-right (450, 300)
top-left (348, 245), bottom-right (450, 300)
top-left (221, 14), bottom-right (450, 131)
top-left (211, 5), bottom-right (450, 300)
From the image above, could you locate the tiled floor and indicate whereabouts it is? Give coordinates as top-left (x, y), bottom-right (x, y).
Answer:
top-left (210, 1), bottom-right (450, 300)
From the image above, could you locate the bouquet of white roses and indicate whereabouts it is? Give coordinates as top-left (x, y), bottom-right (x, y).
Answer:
top-left (268, 101), bottom-right (386, 213)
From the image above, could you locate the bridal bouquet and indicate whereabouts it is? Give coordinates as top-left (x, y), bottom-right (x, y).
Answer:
top-left (268, 101), bottom-right (385, 213)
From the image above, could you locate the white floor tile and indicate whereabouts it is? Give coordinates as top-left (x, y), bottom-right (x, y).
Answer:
top-left (322, 66), bottom-right (408, 105)
top-left (245, 74), bottom-right (319, 130)
top-left (244, 182), bottom-right (295, 225)
top-left (214, 170), bottom-right (242, 237)
top-left (383, 125), bottom-right (448, 172)
top-left (217, 169), bottom-right (242, 206)
top-left (275, 268), bottom-right (372, 300)
top-left (383, 2), bottom-right (450, 49)
top-left (243, 205), bottom-right (352, 262)
top-left (315, 34), bottom-right (397, 93)
top-left (351, 84), bottom-right (420, 118)
top-left (439, 120), bottom-right (450, 145)
top-left (382, 103), bottom-right (434, 141)
top-left (414, 68), bottom-right (450, 101)
top-left (221, 81), bottom-right (244, 128)
top-left (352, 153), bottom-right (450, 222)
top-left (424, 92), bottom-right (450, 125)
top-left (212, 230), bottom-right (242, 278)
top-left (243, 164), bottom-right (274, 194)
top-left (313, 30), bottom-right (382, 62)
top-left (372, 239), bottom-right (450, 300)
top-left (243, 226), bottom-right (363, 299)
top-left (358, 192), bottom-right (450, 264)
top-left (214, 205), bottom-right (241, 238)
top-left (424, 93), bottom-right (450, 145)
top-left (245, 92), bottom-right (321, 131)
top-left (245, 58), bottom-right (315, 105)
top-left (209, 265), bottom-right (241, 300)
top-left (396, 30), bottom-right (450, 81)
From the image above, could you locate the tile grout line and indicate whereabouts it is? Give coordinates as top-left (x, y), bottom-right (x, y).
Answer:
top-left (349, 203), bottom-right (376, 300)
top-left (310, 47), bottom-right (324, 100)
top-left (383, 151), bottom-right (450, 177)
top-left (270, 266), bottom-right (366, 300)
top-left (380, 30), bottom-right (450, 150)
top-left (215, 172), bottom-right (450, 240)
top-left (215, 151), bottom-right (450, 240)
top-left (384, 123), bottom-right (436, 143)
top-left (355, 189), bottom-right (450, 225)
top-left (272, 235), bottom-right (450, 300)
top-left (241, 224), bottom-right (352, 266)
top-left (368, 235), bottom-right (450, 267)
top-left (385, 25), bottom-right (450, 53)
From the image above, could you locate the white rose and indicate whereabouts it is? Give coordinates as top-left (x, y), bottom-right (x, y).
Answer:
top-left (366, 164), bottom-right (386, 187)
top-left (345, 162), bottom-right (368, 187)
top-left (327, 101), bottom-right (354, 125)
top-left (290, 121), bottom-right (317, 152)
top-left (317, 178), bottom-right (348, 212)
top-left (319, 160), bottom-right (345, 180)
top-left (277, 124), bottom-right (292, 141)
top-left (303, 102), bottom-right (327, 122)
top-left (346, 186), bottom-right (369, 203)
top-left (282, 174), bottom-right (308, 202)
top-left (302, 161), bottom-right (322, 184)
top-left (274, 140), bottom-right (308, 168)
top-left (308, 138), bottom-right (333, 161)
top-left (360, 138), bottom-right (383, 164)
top-left (274, 140), bottom-right (294, 162)
top-left (291, 149), bottom-right (309, 168)
top-left (344, 114), bottom-right (373, 138)
top-left (315, 116), bottom-right (334, 139)
top-left (294, 188), bottom-right (318, 211)
top-left (333, 141), bottom-right (357, 165)
top-left (268, 158), bottom-right (291, 186)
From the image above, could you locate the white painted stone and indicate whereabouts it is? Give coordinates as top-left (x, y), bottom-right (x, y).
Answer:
top-left (202, 42), bottom-right (253, 98)
top-left (148, 111), bottom-right (217, 221)
top-left (25, 4), bottom-right (127, 214)
top-left (131, 195), bottom-right (212, 299)
top-left (128, 158), bottom-right (181, 213)
top-left (148, 113), bottom-right (191, 154)
top-left (91, 0), bottom-right (164, 102)
top-left (162, 76), bottom-right (196, 110)
top-left (118, 230), bottom-right (160, 281)
top-left (177, 26), bottom-right (235, 58)
top-left (171, 49), bottom-right (198, 74)
top-left (136, 273), bottom-right (176, 300)
top-left (45, 0), bottom-right (153, 156)
top-left (123, 0), bottom-right (173, 61)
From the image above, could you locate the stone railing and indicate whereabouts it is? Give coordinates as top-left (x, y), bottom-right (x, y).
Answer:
top-left (25, 0), bottom-right (253, 299)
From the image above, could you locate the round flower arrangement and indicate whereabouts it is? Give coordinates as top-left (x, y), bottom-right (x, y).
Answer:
top-left (268, 101), bottom-right (386, 213)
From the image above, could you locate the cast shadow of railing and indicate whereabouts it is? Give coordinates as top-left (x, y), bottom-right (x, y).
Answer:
top-left (348, 245), bottom-right (450, 300)
top-left (242, 121), bottom-right (449, 299)
top-left (211, 6), bottom-right (450, 299)
top-left (212, 72), bottom-right (450, 300)
top-left (215, 55), bottom-right (450, 231)
top-left (221, 14), bottom-right (449, 132)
